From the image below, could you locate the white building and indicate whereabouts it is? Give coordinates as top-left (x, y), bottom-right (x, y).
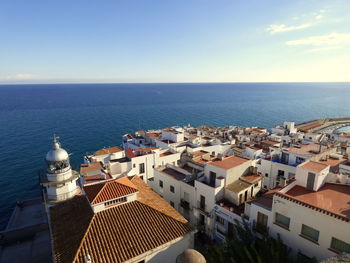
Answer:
top-left (248, 159), bottom-right (350, 261)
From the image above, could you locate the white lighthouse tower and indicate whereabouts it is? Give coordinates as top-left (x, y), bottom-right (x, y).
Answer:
top-left (41, 135), bottom-right (80, 203)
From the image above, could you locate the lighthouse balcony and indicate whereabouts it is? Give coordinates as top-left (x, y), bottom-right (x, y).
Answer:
top-left (40, 170), bottom-right (80, 186)
top-left (43, 187), bottom-right (81, 203)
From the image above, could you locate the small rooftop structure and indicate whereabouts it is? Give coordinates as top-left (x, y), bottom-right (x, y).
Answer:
top-left (225, 179), bottom-right (251, 193)
top-left (208, 155), bottom-right (250, 170)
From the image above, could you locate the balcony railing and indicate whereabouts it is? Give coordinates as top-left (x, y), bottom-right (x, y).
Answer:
top-left (180, 199), bottom-right (190, 210)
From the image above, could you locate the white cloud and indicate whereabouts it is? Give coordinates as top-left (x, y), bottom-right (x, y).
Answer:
top-left (266, 23), bottom-right (311, 34)
top-left (286, 33), bottom-right (350, 46)
top-left (2, 73), bottom-right (38, 80)
top-left (267, 9), bottom-right (327, 34)
top-left (309, 46), bottom-right (343, 52)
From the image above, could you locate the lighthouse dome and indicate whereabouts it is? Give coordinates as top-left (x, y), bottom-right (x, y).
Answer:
top-left (46, 136), bottom-right (71, 172)
top-left (46, 147), bottom-right (69, 162)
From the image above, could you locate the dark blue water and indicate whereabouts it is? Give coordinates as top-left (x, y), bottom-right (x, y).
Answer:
top-left (1, 82), bottom-right (350, 229)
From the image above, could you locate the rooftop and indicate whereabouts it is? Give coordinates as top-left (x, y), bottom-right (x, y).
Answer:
top-left (318, 157), bottom-right (347, 167)
top-left (225, 179), bottom-right (251, 193)
top-left (94, 146), bottom-right (122, 156)
top-left (216, 199), bottom-right (245, 216)
top-left (50, 176), bottom-right (191, 263)
top-left (157, 167), bottom-right (188, 181)
top-left (277, 183), bottom-right (350, 221)
top-left (284, 143), bottom-right (328, 157)
top-left (208, 155), bottom-right (250, 170)
top-left (300, 160), bottom-right (329, 173)
top-left (250, 187), bottom-right (282, 210)
top-left (241, 174), bottom-right (262, 184)
top-left (74, 201), bottom-right (192, 263)
top-left (83, 177), bottom-right (138, 204)
top-left (80, 162), bottom-right (103, 174)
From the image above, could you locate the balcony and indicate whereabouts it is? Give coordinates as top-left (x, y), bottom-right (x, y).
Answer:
top-left (180, 199), bottom-right (190, 210)
top-left (197, 201), bottom-right (207, 214)
top-left (253, 220), bottom-right (269, 235)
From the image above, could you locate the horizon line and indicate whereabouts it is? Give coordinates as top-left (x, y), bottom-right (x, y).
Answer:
top-left (1, 81), bottom-right (350, 86)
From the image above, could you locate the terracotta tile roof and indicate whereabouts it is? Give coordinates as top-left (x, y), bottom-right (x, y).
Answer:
top-left (73, 201), bottom-right (192, 263)
top-left (83, 179), bottom-right (138, 204)
top-left (284, 143), bottom-right (327, 156)
top-left (80, 162), bottom-right (103, 174)
top-left (51, 176), bottom-right (192, 263)
top-left (300, 160), bottom-right (329, 173)
top-left (208, 155), bottom-right (250, 170)
top-left (277, 184), bottom-right (350, 222)
top-left (146, 132), bottom-right (161, 138)
top-left (318, 157), bottom-right (347, 167)
top-left (83, 173), bottom-right (112, 185)
top-left (125, 148), bottom-right (136, 158)
top-left (94, 146), bottom-right (122, 156)
top-left (50, 195), bottom-right (94, 263)
top-left (131, 176), bottom-right (188, 224)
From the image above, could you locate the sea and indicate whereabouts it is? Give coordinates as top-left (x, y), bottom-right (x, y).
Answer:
top-left (1, 82), bottom-right (350, 229)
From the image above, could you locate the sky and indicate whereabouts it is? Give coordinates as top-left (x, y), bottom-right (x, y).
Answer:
top-left (0, 0), bottom-right (350, 83)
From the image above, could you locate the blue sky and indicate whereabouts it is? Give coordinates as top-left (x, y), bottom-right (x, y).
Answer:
top-left (0, 0), bottom-right (350, 83)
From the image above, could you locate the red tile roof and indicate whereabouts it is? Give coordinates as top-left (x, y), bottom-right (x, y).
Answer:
top-left (50, 195), bottom-right (94, 263)
top-left (250, 187), bottom-right (283, 210)
top-left (94, 146), bottom-right (122, 156)
top-left (83, 173), bottom-right (112, 185)
top-left (80, 162), bottom-right (103, 174)
top-left (276, 183), bottom-right (350, 222)
top-left (50, 176), bottom-right (192, 263)
top-left (125, 148), bottom-right (136, 158)
top-left (300, 160), bottom-right (329, 173)
top-left (83, 179), bottom-right (138, 204)
top-left (208, 155), bottom-right (250, 170)
top-left (73, 201), bottom-right (192, 263)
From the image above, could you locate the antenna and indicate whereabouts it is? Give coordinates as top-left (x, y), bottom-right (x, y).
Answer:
top-left (52, 133), bottom-right (60, 143)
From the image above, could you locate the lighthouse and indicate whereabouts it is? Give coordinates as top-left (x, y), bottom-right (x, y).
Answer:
top-left (41, 135), bottom-right (80, 203)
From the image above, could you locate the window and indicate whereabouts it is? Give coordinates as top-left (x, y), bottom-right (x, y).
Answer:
top-left (277, 170), bottom-right (285, 178)
top-left (216, 216), bottom-right (225, 225)
top-left (104, 197), bottom-right (127, 207)
top-left (330, 238), bottom-right (350, 253)
top-left (288, 172), bottom-right (295, 179)
top-left (265, 173), bottom-right (268, 177)
top-left (301, 224), bottom-right (319, 243)
top-left (170, 185), bottom-right (175, 193)
top-left (139, 163), bottom-right (145, 174)
top-left (159, 180), bottom-right (163, 188)
top-left (275, 213), bottom-right (290, 229)
top-left (296, 157), bottom-right (305, 164)
top-left (170, 201), bottom-right (174, 207)
top-left (133, 164), bottom-right (136, 168)
top-left (209, 171), bottom-right (216, 187)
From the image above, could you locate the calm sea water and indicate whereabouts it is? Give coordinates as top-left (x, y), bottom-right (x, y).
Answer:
top-left (1, 82), bottom-right (350, 229)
